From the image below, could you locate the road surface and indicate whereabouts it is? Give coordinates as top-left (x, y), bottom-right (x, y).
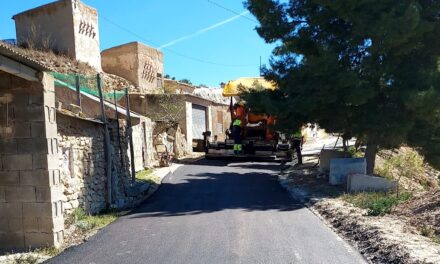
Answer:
top-left (47, 159), bottom-right (366, 264)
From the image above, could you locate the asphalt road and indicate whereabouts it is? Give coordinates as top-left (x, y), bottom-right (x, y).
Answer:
top-left (47, 159), bottom-right (366, 264)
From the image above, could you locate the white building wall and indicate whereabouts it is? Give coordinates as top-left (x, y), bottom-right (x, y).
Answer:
top-left (185, 102), bottom-right (193, 153)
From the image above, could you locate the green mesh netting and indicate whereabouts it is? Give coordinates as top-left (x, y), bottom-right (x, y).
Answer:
top-left (51, 72), bottom-right (125, 101)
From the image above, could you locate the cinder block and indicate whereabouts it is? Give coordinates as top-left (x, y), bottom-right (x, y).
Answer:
top-left (0, 171), bottom-right (19, 186)
top-left (23, 217), bottom-right (39, 233)
top-left (23, 202), bottom-right (52, 218)
top-left (38, 217), bottom-right (55, 233)
top-left (54, 230), bottom-right (64, 247)
top-left (29, 91), bottom-right (44, 105)
top-left (13, 104), bottom-right (45, 122)
top-left (0, 232), bottom-right (25, 249)
top-left (32, 154), bottom-right (48, 169)
top-left (2, 154), bottom-right (33, 170)
top-left (45, 106), bottom-right (56, 123)
top-left (0, 139), bottom-right (17, 154)
top-left (35, 187), bottom-right (63, 202)
top-left (0, 218), bottom-right (8, 232)
top-left (0, 202), bottom-right (23, 219)
top-left (0, 187), bottom-right (5, 202)
top-left (347, 174), bottom-right (397, 193)
top-left (20, 169), bottom-right (50, 186)
top-left (30, 122), bottom-right (45, 138)
top-left (49, 170), bottom-right (61, 186)
top-left (47, 154), bottom-right (59, 170)
top-left (329, 158), bottom-right (366, 185)
top-left (8, 218), bottom-right (23, 233)
top-left (52, 215), bottom-right (64, 232)
top-left (17, 138), bottom-right (48, 154)
top-left (52, 201), bottom-right (63, 218)
top-left (13, 122), bottom-right (31, 138)
top-left (6, 186), bottom-right (36, 202)
top-left (45, 123), bottom-right (58, 138)
top-left (36, 187), bottom-right (51, 202)
top-left (43, 90), bottom-right (55, 105)
top-left (25, 232), bottom-right (54, 248)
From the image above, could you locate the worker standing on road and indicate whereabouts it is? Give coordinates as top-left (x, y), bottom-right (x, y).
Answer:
top-left (232, 118), bottom-right (242, 154)
top-left (291, 127), bottom-right (304, 165)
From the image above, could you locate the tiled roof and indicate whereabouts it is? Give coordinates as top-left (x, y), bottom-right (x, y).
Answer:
top-left (0, 42), bottom-right (53, 72)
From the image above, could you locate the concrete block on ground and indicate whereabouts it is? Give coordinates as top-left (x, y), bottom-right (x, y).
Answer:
top-left (66, 103), bottom-right (82, 114)
top-left (347, 173), bottom-right (397, 193)
top-left (329, 158), bottom-right (366, 185)
top-left (319, 149), bottom-right (350, 172)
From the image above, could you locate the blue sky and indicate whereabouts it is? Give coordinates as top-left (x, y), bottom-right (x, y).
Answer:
top-left (0, 0), bottom-right (275, 87)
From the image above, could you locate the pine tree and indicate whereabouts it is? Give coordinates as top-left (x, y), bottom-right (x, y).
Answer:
top-left (245, 0), bottom-right (440, 173)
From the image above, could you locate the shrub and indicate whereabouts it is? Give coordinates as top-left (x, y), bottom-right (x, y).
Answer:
top-left (376, 149), bottom-right (424, 180)
top-left (342, 192), bottom-right (412, 216)
top-left (72, 208), bottom-right (120, 231)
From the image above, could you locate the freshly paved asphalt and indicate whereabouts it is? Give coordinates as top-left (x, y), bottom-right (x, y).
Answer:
top-left (47, 159), bottom-right (366, 264)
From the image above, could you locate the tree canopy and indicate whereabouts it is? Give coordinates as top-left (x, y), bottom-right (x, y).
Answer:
top-left (245, 0), bottom-right (440, 172)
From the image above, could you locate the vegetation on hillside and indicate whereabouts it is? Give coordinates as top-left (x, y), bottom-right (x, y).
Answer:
top-left (245, 0), bottom-right (440, 173)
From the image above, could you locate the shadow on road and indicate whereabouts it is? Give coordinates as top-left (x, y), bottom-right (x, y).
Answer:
top-left (128, 160), bottom-right (304, 218)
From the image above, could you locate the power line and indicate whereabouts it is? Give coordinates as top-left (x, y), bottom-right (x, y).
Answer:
top-left (207, 0), bottom-right (258, 23)
top-left (100, 15), bottom-right (256, 68)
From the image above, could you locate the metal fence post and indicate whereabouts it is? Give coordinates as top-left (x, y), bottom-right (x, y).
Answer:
top-left (125, 88), bottom-right (136, 184)
top-left (97, 74), bottom-right (113, 207)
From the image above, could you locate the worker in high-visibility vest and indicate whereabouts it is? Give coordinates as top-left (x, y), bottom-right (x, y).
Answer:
top-left (291, 128), bottom-right (304, 165)
top-left (232, 118), bottom-right (242, 154)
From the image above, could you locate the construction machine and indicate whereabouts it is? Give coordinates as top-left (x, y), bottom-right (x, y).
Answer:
top-left (205, 77), bottom-right (292, 161)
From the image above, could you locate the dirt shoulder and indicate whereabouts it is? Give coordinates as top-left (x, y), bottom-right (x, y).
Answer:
top-left (279, 156), bottom-right (440, 264)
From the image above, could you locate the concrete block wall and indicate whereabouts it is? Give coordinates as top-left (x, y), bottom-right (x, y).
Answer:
top-left (0, 71), bottom-right (64, 250)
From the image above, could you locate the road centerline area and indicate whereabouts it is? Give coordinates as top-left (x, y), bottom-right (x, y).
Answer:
top-left (46, 160), bottom-right (366, 264)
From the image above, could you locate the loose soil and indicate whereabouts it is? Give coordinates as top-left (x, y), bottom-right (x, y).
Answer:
top-left (3, 43), bottom-right (137, 93)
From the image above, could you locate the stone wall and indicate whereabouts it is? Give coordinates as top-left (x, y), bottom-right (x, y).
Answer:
top-left (57, 114), bottom-right (106, 215)
top-left (0, 71), bottom-right (64, 250)
top-left (57, 113), bottom-right (157, 216)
